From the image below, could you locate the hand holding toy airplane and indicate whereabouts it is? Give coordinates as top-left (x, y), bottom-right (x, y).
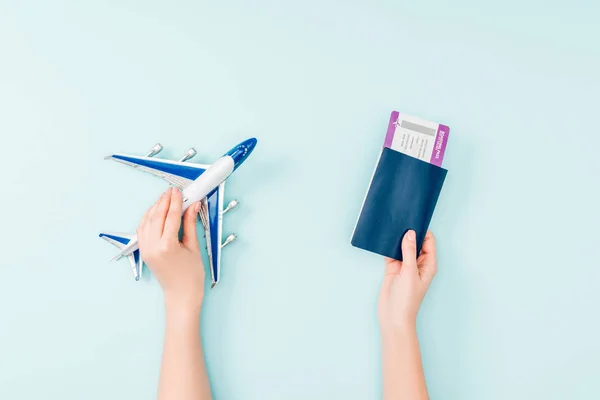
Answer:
top-left (99, 138), bottom-right (257, 288)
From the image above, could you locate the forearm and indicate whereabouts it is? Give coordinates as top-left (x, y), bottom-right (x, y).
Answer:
top-left (381, 324), bottom-right (428, 400)
top-left (158, 300), bottom-right (212, 400)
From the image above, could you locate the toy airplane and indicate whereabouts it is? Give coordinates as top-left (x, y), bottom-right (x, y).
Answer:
top-left (99, 138), bottom-right (257, 288)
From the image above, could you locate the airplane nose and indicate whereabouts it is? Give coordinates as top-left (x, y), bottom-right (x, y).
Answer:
top-left (227, 138), bottom-right (258, 169)
top-left (244, 138), bottom-right (257, 155)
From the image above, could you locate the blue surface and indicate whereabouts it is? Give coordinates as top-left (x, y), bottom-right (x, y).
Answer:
top-left (1, 1), bottom-right (599, 399)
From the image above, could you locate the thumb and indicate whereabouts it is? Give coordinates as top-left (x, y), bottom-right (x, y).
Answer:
top-left (182, 202), bottom-right (200, 250)
top-left (400, 230), bottom-right (418, 274)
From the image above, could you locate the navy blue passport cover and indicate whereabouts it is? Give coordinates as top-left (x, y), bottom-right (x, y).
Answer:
top-left (351, 147), bottom-right (447, 261)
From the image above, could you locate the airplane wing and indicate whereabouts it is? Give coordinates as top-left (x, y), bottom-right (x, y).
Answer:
top-left (99, 232), bottom-right (143, 281)
top-left (201, 183), bottom-right (225, 288)
top-left (105, 154), bottom-right (211, 189)
top-left (105, 150), bottom-right (236, 287)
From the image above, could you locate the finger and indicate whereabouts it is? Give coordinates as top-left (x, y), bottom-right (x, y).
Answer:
top-left (419, 230), bottom-right (438, 279)
top-left (400, 230), bottom-right (418, 274)
top-left (421, 230), bottom-right (436, 256)
top-left (138, 206), bottom-right (151, 231)
top-left (137, 208), bottom-right (151, 239)
top-left (147, 198), bottom-right (160, 221)
top-left (153, 189), bottom-right (173, 235)
top-left (421, 260), bottom-right (438, 282)
top-left (143, 200), bottom-right (159, 241)
top-left (182, 202), bottom-right (201, 250)
top-left (148, 190), bottom-right (169, 231)
top-left (162, 188), bottom-right (183, 239)
top-left (136, 210), bottom-right (149, 251)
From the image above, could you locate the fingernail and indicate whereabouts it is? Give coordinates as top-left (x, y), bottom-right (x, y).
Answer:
top-left (407, 230), bottom-right (416, 242)
top-left (194, 203), bottom-right (200, 212)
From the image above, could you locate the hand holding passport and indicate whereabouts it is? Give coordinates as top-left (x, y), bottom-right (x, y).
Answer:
top-left (351, 111), bottom-right (449, 261)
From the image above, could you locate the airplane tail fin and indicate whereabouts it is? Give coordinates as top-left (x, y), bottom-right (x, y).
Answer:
top-left (99, 232), bottom-right (142, 281)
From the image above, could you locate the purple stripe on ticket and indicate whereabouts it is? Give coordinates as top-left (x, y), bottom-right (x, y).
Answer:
top-left (430, 124), bottom-right (449, 167)
top-left (384, 111), bottom-right (400, 149)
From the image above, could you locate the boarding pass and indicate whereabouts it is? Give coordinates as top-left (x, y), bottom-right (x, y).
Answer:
top-left (383, 111), bottom-right (450, 167)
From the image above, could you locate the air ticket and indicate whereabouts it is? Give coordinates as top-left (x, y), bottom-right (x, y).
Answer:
top-left (383, 111), bottom-right (449, 167)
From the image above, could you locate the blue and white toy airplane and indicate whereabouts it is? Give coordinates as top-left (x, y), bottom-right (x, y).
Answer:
top-left (99, 138), bottom-right (257, 288)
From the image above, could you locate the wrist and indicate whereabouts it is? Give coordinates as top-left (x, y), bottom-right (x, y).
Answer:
top-left (379, 318), bottom-right (417, 340)
top-left (164, 291), bottom-right (203, 319)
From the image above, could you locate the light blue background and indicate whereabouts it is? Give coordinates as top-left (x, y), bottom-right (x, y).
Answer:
top-left (1, 1), bottom-right (599, 399)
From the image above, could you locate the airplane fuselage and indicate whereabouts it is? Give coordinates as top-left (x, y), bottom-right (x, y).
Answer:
top-left (114, 156), bottom-right (234, 259)
top-left (181, 156), bottom-right (234, 212)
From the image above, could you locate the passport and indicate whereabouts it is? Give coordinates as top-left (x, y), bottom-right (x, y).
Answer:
top-left (351, 113), bottom-right (449, 261)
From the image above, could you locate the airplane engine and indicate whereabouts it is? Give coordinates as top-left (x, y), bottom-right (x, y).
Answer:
top-left (223, 200), bottom-right (239, 214)
top-left (146, 143), bottom-right (163, 157)
top-left (179, 148), bottom-right (197, 162)
top-left (221, 234), bottom-right (237, 248)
